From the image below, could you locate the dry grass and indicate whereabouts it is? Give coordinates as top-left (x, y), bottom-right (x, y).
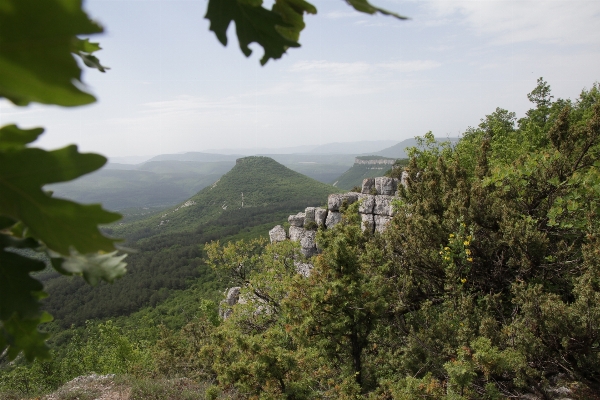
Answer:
top-left (0, 374), bottom-right (237, 400)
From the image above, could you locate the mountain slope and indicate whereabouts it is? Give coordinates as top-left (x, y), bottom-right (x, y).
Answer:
top-left (370, 137), bottom-right (460, 158)
top-left (332, 157), bottom-right (407, 190)
top-left (113, 156), bottom-right (339, 238)
top-left (43, 157), bottom-right (340, 327)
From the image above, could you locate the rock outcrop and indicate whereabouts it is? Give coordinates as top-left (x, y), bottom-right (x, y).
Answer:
top-left (354, 158), bottom-right (396, 165)
top-left (223, 176), bottom-right (402, 320)
top-left (271, 176), bottom-right (401, 245)
top-left (269, 225), bottom-right (287, 243)
top-left (219, 287), bottom-right (241, 319)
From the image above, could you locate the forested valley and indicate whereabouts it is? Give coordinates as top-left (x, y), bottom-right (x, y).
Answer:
top-left (1, 80), bottom-right (599, 399)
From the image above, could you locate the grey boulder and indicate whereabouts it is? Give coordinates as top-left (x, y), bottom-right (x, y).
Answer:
top-left (288, 212), bottom-right (305, 227)
top-left (269, 225), bottom-right (287, 243)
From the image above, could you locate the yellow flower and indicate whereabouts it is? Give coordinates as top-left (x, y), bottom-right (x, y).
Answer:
top-left (449, 234), bottom-right (455, 238)
top-left (463, 241), bottom-right (470, 246)
top-left (460, 278), bottom-right (467, 283)
top-left (467, 257), bottom-right (473, 262)
top-left (465, 249), bottom-right (471, 255)
top-left (444, 256), bottom-right (450, 261)
top-left (444, 247), bottom-right (450, 251)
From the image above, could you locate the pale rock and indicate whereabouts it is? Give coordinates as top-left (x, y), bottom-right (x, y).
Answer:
top-left (294, 261), bottom-right (313, 277)
top-left (361, 178), bottom-right (375, 194)
top-left (289, 226), bottom-right (305, 242)
top-left (400, 170), bottom-right (409, 188)
top-left (374, 195), bottom-right (395, 216)
top-left (315, 207), bottom-right (328, 227)
top-left (288, 212), bottom-right (305, 227)
top-left (361, 213), bottom-right (374, 233)
top-left (358, 194), bottom-right (375, 214)
top-left (220, 287), bottom-right (241, 319)
top-left (300, 230), bottom-right (317, 257)
top-left (328, 192), bottom-right (360, 211)
top-left (375, 177), bottom-right (398, 195)
top-left (346, 192), bottom-right (360, 205)
top-left (374, 215), bottom-right (392, 233)
top-left (325, 211), bottom-right (342, 228)
top-left (327, 194), bottom-right (345, 211)
top-left (269, 225), bottom-right (287, 243)
top-left (304, 207), bottom-right (316, 225)
top-left (224, 287), bottom-right (240, 306)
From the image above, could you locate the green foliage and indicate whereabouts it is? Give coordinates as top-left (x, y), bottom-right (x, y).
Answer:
top-left (0, 0), bottom-right (102, 106)
top-left (169, 80), bottom-right (600, 398)
top-left (0, 0), bottom-right (125, 361)
top-left (205, 0), bottom-right (405, 65)
top-left (0, 125), bottom-right (126, 359)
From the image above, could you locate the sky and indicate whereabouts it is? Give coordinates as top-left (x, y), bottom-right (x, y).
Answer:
top-left (1, 0), bottom-right (599, 158)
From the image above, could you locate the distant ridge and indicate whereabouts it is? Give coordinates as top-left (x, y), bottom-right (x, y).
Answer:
top-left (369, 137), bottom-right (460, 159)
top-left (115, 156), bottom-right (340, 237)
top-left (147, 152), bottom-right (241, 163)
top-left (203, 140), bottom-right (397, 156)
top-left (332, 157), bottom-right (407, 191)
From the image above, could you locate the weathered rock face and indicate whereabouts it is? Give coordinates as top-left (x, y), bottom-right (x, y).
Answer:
top-left (315, 207), bottom-right (327, 227)
top-left (271, 176), bottom-right (404, 244)
top-left (361, 178), bottom-right (375, 194)
top-left (327, 192), bottom-right (359, 211)
top-left (354, 158), bottom-right (396, 165)
top-left (374, 195), bottom-right (395, 216)
top-left (269, 225), bottom-right (287, 243)
top-left (374, 215), bottom-right (392, 233)
top-left (289, 226), bottom-right (305, 242)
top-left (300, 230), bottom-right (318, 258)
top-left (358, 194), bottom-right (375, 214)
top-left (325, 211), bottom-right (342, 229)
top-left (361, 213), bottom-right (374, 233)
top-left (401, 170), bottom-right (409, 188)
top-left (288, 212), bottom-right (305, 227)
top-left (220, 287), bottom-right (241, 319)
top-left (374, 177), bottom-right (398, 195)
top-left (294, 261), bottom-right (313, 277)
top-left (304, 207), bottom-right (316, 225)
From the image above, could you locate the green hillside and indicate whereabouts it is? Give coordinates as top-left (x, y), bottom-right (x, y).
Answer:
top-left (332, 158), bottom-right (408, 190)
top-left (114, 156), bottom-right (339, 238)
top-left (41, 157), bottom-right (340, 328)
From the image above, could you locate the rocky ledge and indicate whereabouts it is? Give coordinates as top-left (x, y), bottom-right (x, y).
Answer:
top-left (269, 176), bottom-right (403, 257)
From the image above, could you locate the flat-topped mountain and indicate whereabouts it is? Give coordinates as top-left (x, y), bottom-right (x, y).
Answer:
top-left (333, 156), bottom-right (407, 190)
top-left (114, 156), bottom-right (340, 238)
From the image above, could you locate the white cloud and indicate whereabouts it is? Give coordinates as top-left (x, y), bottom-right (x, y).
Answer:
top-left (427, 0), bottom-right (600, 46)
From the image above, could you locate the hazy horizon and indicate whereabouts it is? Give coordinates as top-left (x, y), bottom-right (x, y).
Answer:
top-left (1, 0), bottom-right (598, 157)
